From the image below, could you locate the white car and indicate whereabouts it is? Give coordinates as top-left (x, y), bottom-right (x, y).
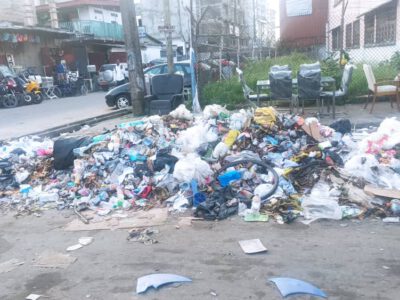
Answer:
top-left (97, 63), bottom-right (128, 91)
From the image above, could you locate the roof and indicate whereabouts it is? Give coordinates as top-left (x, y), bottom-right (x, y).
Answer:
top-left (36, 0), bottom-right (120, 12)
top-left (0, 24), bottom-right (74, 37)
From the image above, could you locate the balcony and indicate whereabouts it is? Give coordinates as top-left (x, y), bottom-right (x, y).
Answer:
top-left (59, 20), bottom-right (124, 41)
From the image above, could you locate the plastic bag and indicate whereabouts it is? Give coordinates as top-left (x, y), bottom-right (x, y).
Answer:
top-left (253, 107), bottom-right (277, 127)
top-left (212, 142), bottom-right (229, 159)
top-left (173, 154), bottom-right (213, 185)
top-left (169, 104), bottom-right (193, 120)
top-left (203, 104), bottom-right (229, 119)
top-left (229, 110), bottom-right (250, 130)
top-left (301, 181), bottom-right (342, 224)
top-left (175, 125), bottom-right (208, 154)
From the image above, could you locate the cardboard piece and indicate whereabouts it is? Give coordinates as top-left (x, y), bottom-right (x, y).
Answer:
top-left (302, 121), bottom-right (323, 142)
top-left (364, 185), bottom-right (400, 199)
top-left (0, 258), bottom-right (24, 274)
top-left (238, 239), bottom-right (268, 254)
top-left (64, 208), bottom-right (168, 231)
top-left (34, 251), bottom-right (77, 269)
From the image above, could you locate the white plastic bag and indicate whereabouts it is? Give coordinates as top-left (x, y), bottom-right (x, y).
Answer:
top-left (169, 104), bottom-right (193, 120)
top-left (301, 181), bottom-right (342, 224)
top-left (212, 142), bottom-right (229, 159)
top-left (175, 124), bottom-right (208, 154)
top-left (203, 104), bottom-right (229, 119)
top-left (173, 154), bottom-right (213, 185)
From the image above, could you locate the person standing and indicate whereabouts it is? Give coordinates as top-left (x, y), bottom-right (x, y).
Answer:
top-left (114, 60), bottom-right (125, 86)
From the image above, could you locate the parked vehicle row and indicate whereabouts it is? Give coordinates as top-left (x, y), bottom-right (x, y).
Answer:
top-left (0, 65), bottom-right (89, 109)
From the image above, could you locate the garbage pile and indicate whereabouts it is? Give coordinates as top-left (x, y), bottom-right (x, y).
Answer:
top-left (1, 104), bottom-right (400, 224)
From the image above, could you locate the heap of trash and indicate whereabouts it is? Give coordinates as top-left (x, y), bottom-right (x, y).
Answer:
top-left (1, 104), bottom-right (400, 224)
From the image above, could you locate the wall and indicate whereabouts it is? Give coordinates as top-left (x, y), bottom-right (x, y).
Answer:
top-left (279, 0), bottom-right (328, 47)
top-left (327, 0), bottom-right (400, 63)
top-left (0, 1), bottom-right (30, 25)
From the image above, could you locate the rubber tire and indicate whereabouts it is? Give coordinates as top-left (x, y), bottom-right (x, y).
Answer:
top-left (116, 94), bottom-right (130, 109)
top-left (2, 95), bottom-right (18, 108)
top-left (33, 93), bottom-right (43, 104)
top-left (216, 159), bottom-right (279, 202)
top-left (53, 86), bottom-right (63, 98)
top-left (23, 93), bottom-right (33, 105)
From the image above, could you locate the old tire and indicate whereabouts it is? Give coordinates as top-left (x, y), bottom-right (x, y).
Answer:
top-left (33, 93), bottom-right (43, 104)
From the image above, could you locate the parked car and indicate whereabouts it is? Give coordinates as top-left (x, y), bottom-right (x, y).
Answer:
top-left (105, 62), bottom-right (192, 109)
top-left (97, 63), bottom-right (128, 91)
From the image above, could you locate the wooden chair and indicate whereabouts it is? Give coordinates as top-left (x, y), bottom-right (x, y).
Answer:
top-left (363, 64), bottom-right (400, 113)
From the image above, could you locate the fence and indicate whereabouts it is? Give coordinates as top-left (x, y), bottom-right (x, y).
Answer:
top-left (279, 0), bottom-right (400, 67)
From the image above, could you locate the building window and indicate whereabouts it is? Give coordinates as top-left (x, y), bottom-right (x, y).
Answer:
top-left (364, 4), bottom-right (396, 46)
top-left (345, 23), bottom-right (352, 48)
top-left (353, 20), bottom-right (360, 47)
top-left (332, 26), bottom-right (342, 50)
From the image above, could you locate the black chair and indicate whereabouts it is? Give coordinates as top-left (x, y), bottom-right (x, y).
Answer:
top-left (145, 74), bottom-right (184, 115)
top-left (269, 69), bottom-right (295, 113)
top-left (297, 62), bottom-right (322, 114)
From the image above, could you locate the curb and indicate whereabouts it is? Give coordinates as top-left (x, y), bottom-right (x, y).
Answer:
top-left (14, 109), bottom-right (132, 140)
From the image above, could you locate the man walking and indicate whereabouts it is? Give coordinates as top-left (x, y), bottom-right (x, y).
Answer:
top-left (115, 60), bottom-right (126, 86)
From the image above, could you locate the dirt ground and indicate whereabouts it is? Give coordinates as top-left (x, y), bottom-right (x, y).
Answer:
top-left (0, 210), bottom-right (399, 300)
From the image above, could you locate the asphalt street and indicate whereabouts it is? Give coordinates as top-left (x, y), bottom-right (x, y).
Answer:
top-left (0, 91), bottom-right (117, 140)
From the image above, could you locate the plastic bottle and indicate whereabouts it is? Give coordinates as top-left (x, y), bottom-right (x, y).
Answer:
top-left (218, 170), bottom-right (242, 187)
top-left (251, 195), bottom-right (261, 214)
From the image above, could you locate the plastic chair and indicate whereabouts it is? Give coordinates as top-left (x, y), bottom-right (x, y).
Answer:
top-left (269, 69), bottom-right (296, 113)
top-left (363, 64), bottom-right (400, 113)
top-left (297, 62), bottom-right (322, 114)
top-left (236, 68), bottom-right (268, 104)
top-left (320, 64), bottom-right (354, 115)
top-left (145, 74), bottom-right (184, 115)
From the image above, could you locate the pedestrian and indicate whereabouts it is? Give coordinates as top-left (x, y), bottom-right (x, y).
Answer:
top-left (56, 61), bottom-right (65, 82)
top-left (114, 59), bottom-right (125, 86)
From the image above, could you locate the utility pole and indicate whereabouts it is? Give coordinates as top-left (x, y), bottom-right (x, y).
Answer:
top-left (340, 0), bottom-right (348, 52)
top-left (163, 0), bottom-right (174, 74)
top-left (252, 0), bottom-right (256, 59)
top-left (120, 0), bottom-right (145, 116)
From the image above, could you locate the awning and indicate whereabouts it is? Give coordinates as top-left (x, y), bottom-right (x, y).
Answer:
top-left (358, 0), bottom-right (394, 17)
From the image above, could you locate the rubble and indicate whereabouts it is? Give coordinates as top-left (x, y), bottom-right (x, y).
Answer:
top-left (0, 105), bottom-right (400, 225)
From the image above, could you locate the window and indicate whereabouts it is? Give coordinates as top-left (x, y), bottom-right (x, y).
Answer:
top-left (364, 4), bottom-right (396, 46)
top-left (345, 23), bottom-right (352, 48)
top-left (345, 20), bottom-right (360, 48)
top-left (332, 26), bottom-right (342, 50)
top-left (353, 20), bottom-right (360, 47)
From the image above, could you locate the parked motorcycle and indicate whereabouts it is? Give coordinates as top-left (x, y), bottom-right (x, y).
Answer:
top-left (0, 77), bottom-right (18, 108)
top-left (19, 71), bottom-right (43, 104)
top-left (56, 71), bottom-right (88, 97)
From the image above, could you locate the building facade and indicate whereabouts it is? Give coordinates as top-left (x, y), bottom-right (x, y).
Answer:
top-left (279, 0), bottom-right (328, 48)
top-left (328, 0), bottom-right (400, 63)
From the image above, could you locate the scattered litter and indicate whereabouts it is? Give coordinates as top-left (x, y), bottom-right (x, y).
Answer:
top-left (382, 265), bottom-right (391, 270)
top-left (127, 228), bottom-right (159, 245)
top-left (136, 273), bottom-right (192, 294)
top-left (269, 277), bottom-right (327, 298)
top-left (66, 244), bottom-right (83, 252)
top-left (364, 185), bottom-right (400, 199)
top-left (238, 239), bottom-right (267, 254)
top-left (0, 258), bottom-right (24, 274)
top-left (79, 237), bottom-right (94, 246)
top-left (34, 251), bottom-right (77, 269)
top-left (25, 294), bottom-right (41, 300)
top-left (382, 217), bottom-right (400, 223)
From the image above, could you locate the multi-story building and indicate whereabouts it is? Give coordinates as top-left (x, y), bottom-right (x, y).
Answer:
top-left (197, 0), bottom-right (249, 58)
top-left (279, 0), bottom-right (328, 49)
top-left (328, 0), bottom-right (400, 63)
top-left (242, 0), bottom-right (276, 55)
top-left (0, 0), bottom-right (72, 70)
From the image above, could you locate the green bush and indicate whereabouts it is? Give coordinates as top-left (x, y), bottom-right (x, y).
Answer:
top-left (201, 53), bottom-right (399, 107)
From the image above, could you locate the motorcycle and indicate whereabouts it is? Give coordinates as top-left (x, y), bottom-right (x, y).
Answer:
top-left (0, 77), bottom-right (18, 108)
top-left (56, 71), bottom-right (88, 97)
top-left (19, 71), bottom-right (43, 104)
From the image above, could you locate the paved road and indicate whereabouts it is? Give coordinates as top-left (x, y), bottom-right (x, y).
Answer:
top-left (0, 92), bottom-right (117, 140)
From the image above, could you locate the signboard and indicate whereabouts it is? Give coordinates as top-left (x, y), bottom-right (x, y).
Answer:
top-left (158, 25), bottom-right (175, 33)
top-left (286, 0), bottom-right (312, 17)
